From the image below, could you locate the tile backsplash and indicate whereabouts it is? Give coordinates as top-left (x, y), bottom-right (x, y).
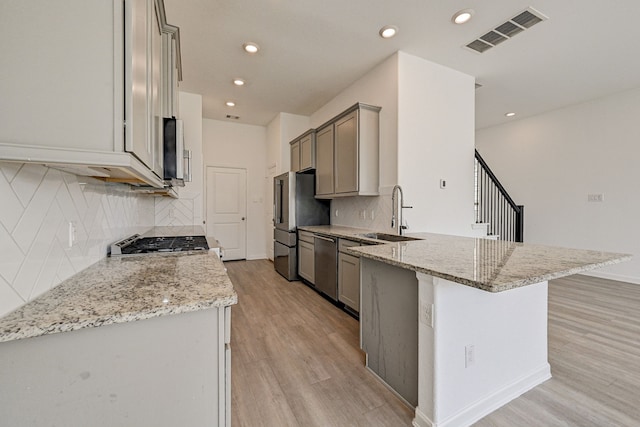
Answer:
top-left (0, 162), bottom-right (154, 317)
top-left (330, 194), bottom-right (395, 232)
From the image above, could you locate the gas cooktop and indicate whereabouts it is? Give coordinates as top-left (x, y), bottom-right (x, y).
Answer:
top-left (110, 234), bottom-right (209, 256)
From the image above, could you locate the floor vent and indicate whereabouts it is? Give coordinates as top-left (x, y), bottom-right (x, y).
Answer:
top-left (464, 7), bottom-right (547, 54)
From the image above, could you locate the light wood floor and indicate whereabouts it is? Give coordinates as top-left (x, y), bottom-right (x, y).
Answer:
top-left (225, 260), bottom-right (640, 426)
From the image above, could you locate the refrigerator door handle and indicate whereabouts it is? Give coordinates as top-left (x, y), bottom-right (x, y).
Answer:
top-left (274, 180), bottom-right (282, 224)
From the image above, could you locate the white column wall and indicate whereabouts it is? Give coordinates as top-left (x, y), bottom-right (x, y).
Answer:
top-left (397, 52), bottom-right (476, 236)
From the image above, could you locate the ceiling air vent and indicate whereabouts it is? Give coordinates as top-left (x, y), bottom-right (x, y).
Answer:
top-left (464, 7), bottom-right (547, 54)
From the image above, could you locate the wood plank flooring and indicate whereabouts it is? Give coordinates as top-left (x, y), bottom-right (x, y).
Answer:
top-left (225, 260), bottom-right (640, 426)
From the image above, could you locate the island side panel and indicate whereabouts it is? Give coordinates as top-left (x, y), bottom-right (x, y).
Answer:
top-left (414, 273), bottom-right (551, 427)
top-left (0, 307), bottom-right (228, 427)
top-left (360, 257), bottom-right (419, 407)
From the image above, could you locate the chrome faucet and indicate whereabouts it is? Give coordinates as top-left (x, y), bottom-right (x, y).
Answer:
top-left (391, 185), bottom-right (413, 235)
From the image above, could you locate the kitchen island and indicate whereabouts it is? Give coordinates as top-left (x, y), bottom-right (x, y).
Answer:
top-left (0, 246), bottom-right (236, 427)
top-left (347, 233), bottom-right (630, 427)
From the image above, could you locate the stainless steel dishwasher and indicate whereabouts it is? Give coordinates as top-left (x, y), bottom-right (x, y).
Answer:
top-left (313, 234), bottom-right (338, 300)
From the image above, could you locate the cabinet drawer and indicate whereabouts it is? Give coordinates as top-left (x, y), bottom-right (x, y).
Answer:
top-left (298, 230), bottom-right (315, 244)
top-left (339, 238), bottom-right (362, 253)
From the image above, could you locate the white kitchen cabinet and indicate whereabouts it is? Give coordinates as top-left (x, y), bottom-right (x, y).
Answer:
top-left (290, 130), bottom-right (315, 173)
top-left (338, 238), bottom-right (361, 312)
top-left (298, 231), bottom-right (315, 283)
top-left (0, 307), bottom-right (232, 427)
top-left (314, 103), bottom-right (381, 199)
top-left (162, 32), bottom-right (181, 118)
top-left (0, 0), bottom-right (181, 188)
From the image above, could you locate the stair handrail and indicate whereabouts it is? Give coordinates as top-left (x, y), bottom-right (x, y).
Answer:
top-left (475, 150), bottom-right (521, 214)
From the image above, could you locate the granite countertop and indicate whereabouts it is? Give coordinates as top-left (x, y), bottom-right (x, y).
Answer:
top-left (347, 232), bottom-right (631, 292)
top-left (0, 251), bottom-right (237, 343)
top-left (297, 225), bottom-right (386, 244)
top-left (297, 226), bottom-right (630, 292)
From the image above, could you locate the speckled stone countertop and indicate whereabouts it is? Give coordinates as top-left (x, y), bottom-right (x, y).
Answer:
top-left (298, 226), bottom-right (631, 293)
top-left (0, 251), bottom-right (237, 343)
top-left (348, 232), bottom-right (631, 292)
top-left (297, 225), bottom-right (386, 244)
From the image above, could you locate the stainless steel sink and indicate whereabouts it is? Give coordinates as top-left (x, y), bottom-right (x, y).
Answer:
top-left (360, 233), bottom-right (421, 242)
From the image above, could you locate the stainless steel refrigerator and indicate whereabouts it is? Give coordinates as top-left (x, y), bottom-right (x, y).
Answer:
top-left (273, 172), bottom-right (330, 280)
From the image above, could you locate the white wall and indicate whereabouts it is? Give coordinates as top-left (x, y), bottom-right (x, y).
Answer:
top-left (308, 52), bottom-right (476, 236)
top-left (0, 164), bottom-right (154, 317)
top-left (203, 119), bottom-right (267, 260)
top-left (397, 52), bottom-right (476, 236)
top-left (155, 92), bottom-right (204, 226)
top-left (310, 53), bottom-right (399, 232)
top-left (476, 87), bottom-right (640, 283)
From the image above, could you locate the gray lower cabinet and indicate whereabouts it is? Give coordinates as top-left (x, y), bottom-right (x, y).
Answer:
top-left (298, 231), bottom-right (315, 283)
top-left (360, 257), bottom-right (418, 407)
top-left (338, 238), bottom-right (362, 312)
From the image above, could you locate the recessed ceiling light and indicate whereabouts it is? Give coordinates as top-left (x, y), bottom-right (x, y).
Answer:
top-left (452, 9), bottom-right (474, 25)
top-left (505, 112), bottom-right (516, 117)
top-left (242, 42), bottom-right (259, 54)
top-left (226, 101), bottom-right (236, 107)
top-left (233, 79), bottom-right (245, 86)
top-left (379, 25), bottom-right (398, 39)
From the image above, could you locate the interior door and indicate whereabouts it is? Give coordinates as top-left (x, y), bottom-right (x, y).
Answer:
top-left (206, 166), bottom-right (247, 260)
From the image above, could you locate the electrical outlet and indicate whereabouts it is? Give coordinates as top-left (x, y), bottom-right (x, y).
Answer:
top-left (335, 209), bottom-right (339, 217)
top-left (420, 302), bottom-right (433, 327)
top-left (587, 193), bottom-right (604, 202)
top-left (370, 210), bottom-right (375, 220)
top-left (67, 221), bottom-right (76, 248)
top-left (465, 345), bottom-right (475, 368)
top-left (360, 209), bottom-right (366, 220)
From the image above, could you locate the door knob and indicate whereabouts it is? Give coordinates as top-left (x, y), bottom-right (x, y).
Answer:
top-left (241, 217), bottom-right (245, 221)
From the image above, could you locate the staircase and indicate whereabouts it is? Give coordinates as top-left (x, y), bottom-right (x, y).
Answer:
top-left (474, 150), bottom-right (524, 242)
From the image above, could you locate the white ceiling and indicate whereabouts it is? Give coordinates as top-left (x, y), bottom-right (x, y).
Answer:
top-left (163, 0), bottom-right (640, 129)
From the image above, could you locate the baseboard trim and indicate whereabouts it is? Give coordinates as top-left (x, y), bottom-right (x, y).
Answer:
top-left (246, 254), bottom-right (267, 261)
top-left (412, 364), bottom-right (551, 427)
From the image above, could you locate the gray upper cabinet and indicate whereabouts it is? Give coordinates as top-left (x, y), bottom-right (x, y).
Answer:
top-left (290, 130), bottom-right (315, 173)
top-left (300, 132), bottom-right (315, 171)
top-left (334, 111), bottom-right (358, 194)
top-left (315, 103), bottom-right (381, 199)
top-left (290, 140), bottom-right (301, 172)
top-left (315, 125), bottom-right (335, 197)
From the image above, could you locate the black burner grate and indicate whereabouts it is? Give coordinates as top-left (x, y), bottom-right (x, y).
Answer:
top-left (121, 235), bottom-right (209, 254)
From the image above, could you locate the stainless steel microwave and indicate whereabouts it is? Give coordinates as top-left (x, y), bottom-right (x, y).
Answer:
top-left (163, 117), bottom-right (191, 186)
